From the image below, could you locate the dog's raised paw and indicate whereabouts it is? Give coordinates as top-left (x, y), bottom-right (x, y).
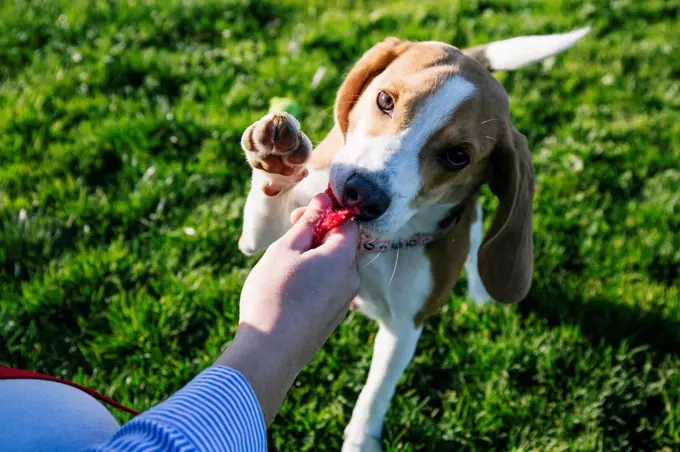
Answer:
top-left (241, 112), bottom-right (312, 195)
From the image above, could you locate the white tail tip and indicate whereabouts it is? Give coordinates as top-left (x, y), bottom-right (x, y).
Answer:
top-left (484, 26), bottom-right (592, 71)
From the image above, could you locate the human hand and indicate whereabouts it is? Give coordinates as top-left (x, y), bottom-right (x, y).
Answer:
top-left (217, 194), bottom-right (360, 424)
top-left (238, 193), bottom-right (360, 367)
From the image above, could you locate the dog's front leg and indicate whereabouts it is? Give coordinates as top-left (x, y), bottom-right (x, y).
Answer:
top-left (465, 203), bottom-right (491, 304)
top-left (343, 318), bottom-right (423, 452)
top-left (238, 112), bottom-right (313, 255)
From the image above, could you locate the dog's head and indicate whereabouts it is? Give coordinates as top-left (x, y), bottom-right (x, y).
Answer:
top-left (329, 28), bottom-right (589, 303)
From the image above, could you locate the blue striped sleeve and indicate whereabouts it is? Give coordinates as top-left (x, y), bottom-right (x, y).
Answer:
top-left (90, 366), bottom-right (267, 451)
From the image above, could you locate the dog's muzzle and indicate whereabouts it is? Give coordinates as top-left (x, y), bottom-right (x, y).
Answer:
top-left (339, 172), bottom-right (391, 222)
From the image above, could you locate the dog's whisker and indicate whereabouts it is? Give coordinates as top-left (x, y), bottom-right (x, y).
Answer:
top-left (364, 250), bottom-right (384, 267)
top-left (391, 192), bottom-right (409, 200)
top-left (476, 118), bottom-right (500, 127)
top-left (364, 235), bottom-right (379, 244)
top-left (388, 245), bottom-right (400, 286)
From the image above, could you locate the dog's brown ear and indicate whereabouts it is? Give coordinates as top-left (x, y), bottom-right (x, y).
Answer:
top-left (335, 37), bottom-right (411, 134)
top-left (478, 128), bottom-right (534, 303)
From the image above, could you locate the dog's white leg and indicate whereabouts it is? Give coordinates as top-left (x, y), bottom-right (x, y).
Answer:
top-left (238, 112), bottom-right (314, 255)
top-left (343, 319), bottom-right (423, 452)
top-left (465, 203), bottom-right (491, 304)
top-left (239, 173), bottom-right (298, 255)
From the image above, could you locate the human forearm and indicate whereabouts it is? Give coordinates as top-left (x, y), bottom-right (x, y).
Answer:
top-left (215, 326), bottom-right (300, 426)
top-left (91, 366), bottom-right (266, 451)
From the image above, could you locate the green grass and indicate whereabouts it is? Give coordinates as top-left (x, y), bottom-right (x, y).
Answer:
top-left (1, 0), bottom-right (678, 450)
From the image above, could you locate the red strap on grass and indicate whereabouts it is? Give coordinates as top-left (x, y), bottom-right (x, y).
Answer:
top-left (0, 365), bottom-right (140, 416)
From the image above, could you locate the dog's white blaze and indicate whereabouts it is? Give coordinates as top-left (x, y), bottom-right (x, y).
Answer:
top-left (336, 134), bottom-right (399, 173)
top-left (402, 75), bottom-right (477, 151)
top-left (485, 26), bottom-right (591, 71)
top-left (386, 76), bottom-right (476, 229)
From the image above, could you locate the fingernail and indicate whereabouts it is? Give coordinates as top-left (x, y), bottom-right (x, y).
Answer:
top-left (311, 193), bottom-right (331, 210)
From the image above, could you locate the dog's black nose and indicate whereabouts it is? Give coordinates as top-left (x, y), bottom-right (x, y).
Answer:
top-left (342, 172), bottom-right (391, 221)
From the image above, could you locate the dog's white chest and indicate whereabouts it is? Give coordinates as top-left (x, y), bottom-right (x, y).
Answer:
top-left (354, 247), bottom-right (433, 322)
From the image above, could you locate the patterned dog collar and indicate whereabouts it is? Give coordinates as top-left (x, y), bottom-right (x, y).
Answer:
top-left (359, 233), bottom-right (440, 254)
top-left (358, 204), bottom-right (465, 255)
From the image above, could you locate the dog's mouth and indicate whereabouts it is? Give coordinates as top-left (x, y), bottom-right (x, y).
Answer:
top-left (330, 174), bottom-right (391, 221)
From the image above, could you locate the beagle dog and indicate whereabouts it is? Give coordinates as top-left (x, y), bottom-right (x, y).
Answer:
top-left (238, 27), bottom-right (590, 451)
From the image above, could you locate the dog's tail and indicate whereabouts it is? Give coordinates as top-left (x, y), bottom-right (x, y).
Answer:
top-left (462, 26), bottom-right (591, 71)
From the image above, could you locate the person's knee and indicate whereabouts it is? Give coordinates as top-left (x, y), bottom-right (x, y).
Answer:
top-left (0, 379), bottom-right (120, 452)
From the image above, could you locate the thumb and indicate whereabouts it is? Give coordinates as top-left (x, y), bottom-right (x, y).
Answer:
top-left (286, 194), bottom-right (331, 252)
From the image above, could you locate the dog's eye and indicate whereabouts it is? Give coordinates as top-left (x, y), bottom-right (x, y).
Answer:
top-left (376, 91), bottom-right (395, 113)
top-left (438, 148), bottom-right (470, 170)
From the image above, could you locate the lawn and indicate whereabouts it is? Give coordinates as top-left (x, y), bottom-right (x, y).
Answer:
top-left (1, 0), bottom-right (678, 450)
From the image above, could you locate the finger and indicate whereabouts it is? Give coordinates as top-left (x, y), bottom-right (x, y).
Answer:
top-left (311, 219), bottom-right (360, 263)
top-left (290, 207), bottom-right (306, 225)
top-left (286, 194), bottom-right (332, 252)
top-left (321, 219), bottom-right (360, 248)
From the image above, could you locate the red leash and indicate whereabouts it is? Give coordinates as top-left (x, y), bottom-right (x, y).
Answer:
top-left (0, 366), bottom-right (140, 416)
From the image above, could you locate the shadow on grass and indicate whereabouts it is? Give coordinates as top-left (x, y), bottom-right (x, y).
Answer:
top-left (392, 281), bottom-right (679, 451)
top-left (519, 283), bottom-right (680, 361)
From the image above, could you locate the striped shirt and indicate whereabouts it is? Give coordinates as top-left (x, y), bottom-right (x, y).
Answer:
top-left (91, 366), bottom-right (267, 451)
